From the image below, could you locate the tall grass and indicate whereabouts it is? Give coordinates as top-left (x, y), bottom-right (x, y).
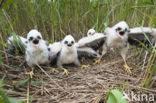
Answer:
top-left (0, 0), bottom-right (155, 41)
top-left (0, 75), bottom-right (26, 103)
top-left (0, 0), bottom-right (156, 89)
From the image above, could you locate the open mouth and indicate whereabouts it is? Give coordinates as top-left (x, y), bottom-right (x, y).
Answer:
top-left (33, 40), bottom-right (39, 45)
top-left (67, 44), bottom-right (72, 47)
top-left (119, 31), bottom-right (125, 36)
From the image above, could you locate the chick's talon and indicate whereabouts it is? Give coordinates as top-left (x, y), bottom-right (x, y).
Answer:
top-left (81, 65), bottom-right (90, 69)
top-left (50, 68), bottom-right (59, 73)
top-left (26, 71), bottom-right (34, 78)
top-left (124, 64), bottom-right (132, 74)
top-left (61, 68), bottom-right (69, 75)
top-left (123, 58), bottom-right (132, 74)
top-left (81, 57), bottom-right (85, 62)
top-left (94, 58), bottom-right (101, 65)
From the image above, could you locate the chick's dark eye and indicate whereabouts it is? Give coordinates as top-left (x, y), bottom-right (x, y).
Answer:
top-left (29, 37), bottom-right (33, 41)
top-left (89, 32), bottom-right (91, 35)
top-left (116, 27), bottom-right (121, 31)
top-left (37, 36), bottom-right (41, 40)
top-left (71, 41), bottom-right (74, 44)
top-left (48, 48), bottom-right (50, 51)
top-left (125, 28), bottom-right (130, 32)
top-left (64, 41), bottom-right (68, 44)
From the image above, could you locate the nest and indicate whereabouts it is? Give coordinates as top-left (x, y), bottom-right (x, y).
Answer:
top-left (0, 48), bottom-right (156, 103)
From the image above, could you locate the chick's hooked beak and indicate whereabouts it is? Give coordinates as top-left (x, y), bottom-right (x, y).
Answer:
top-left (33, 39), bottom-right (39, 45)
top-left (67, 43), bottom-right (72, 47)
top-left (119, 28), bottom-right (126, 36)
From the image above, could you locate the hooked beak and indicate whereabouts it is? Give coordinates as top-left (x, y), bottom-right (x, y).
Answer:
top-left (33, 39), bottom-right (39, 45)
top-left (119, 28), bottom-right (126, 36)
top-left (67, 44), bottom-right (72, 47)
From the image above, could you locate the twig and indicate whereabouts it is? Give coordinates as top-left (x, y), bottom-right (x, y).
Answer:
top-left (41, 72), bottom-right (43, 95)
top-left (134, 51), bottom-right (149, 84)
top-left (36, 64), bottom-right (70, 94)
top-left (92, 92), bottom-right (105, 103)
top-left (141, 51), bottom-right (148, 70)
top-left (27, 78), bottom-right (30, 103)
top-left (118, 83), bottom-right (156, 93)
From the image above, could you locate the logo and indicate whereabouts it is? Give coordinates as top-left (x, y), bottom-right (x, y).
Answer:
top-left (123, 91), bottom-right (154, 102)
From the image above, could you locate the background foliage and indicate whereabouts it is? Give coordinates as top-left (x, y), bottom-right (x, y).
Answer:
top-left (0, 0), bottom-right (156, 102)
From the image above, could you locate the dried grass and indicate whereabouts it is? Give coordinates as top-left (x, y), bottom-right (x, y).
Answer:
top-left (0, 47), bottom-right (156, 103)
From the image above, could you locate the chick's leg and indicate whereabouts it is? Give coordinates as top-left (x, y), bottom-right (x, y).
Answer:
top-left (121, 45), bottom-right (131, 74)
top-left (26, 67), bottom-right (34, 78)
top-left (57, 60), bottom-right (69, 75)
top-left (81, 64), bottom-right (90, 69)
top-left (94, 44), bottom-right (107, 65)
top-left (61, 67), bottom-right (69, 75)
top-left (50, 68), bottom-right (59, 73)
top-left (81, 57), bottom-right (85, 62)
top-left (75, 58), bottom-right (90, 69)
top-left (94, 56), bottom-right (103, 65)
top-left (123, 58), bottom-right (131, 74)
top-left (77, 56), bottom-right (90, 69)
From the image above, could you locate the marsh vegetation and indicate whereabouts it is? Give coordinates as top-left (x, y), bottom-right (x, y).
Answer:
top-left (0, 0), bottom-right (156, 103)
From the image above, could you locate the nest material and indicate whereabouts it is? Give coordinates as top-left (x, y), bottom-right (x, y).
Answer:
top-left (1, 48), bottom-right (156, 103)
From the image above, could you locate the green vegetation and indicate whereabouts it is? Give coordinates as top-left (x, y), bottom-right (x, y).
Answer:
top-left (1, 0), bottom-right (156, 41)
top-left (0, 0), bottom-right (156, 102)
top-left (0, 75), bottom-right (25, 103)
top-left (107, 89), bottom-right (128, 103)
